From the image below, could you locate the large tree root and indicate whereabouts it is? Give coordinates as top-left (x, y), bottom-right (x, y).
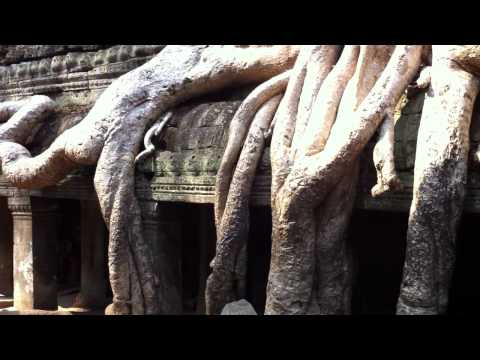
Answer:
top-left (308, 45), bottom-right (395, 314)
top-left (265, 46), bottom-right (423, 314)
top-left (214, 71), bottom-right (291, 233)
top-left (290, 45), bottom-right (341, 156)
top-left (397, 47), bottom-right (480, 315)
top-left (206, 94), bottom-right (282, 314)
top-left (313, 162), bottom-right (359, 314)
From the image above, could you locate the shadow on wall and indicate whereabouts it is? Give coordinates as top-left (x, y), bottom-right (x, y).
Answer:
top-left (449, 214), bottom-right (480, 314)
top-left (0, 198), bottom-right (13, 297)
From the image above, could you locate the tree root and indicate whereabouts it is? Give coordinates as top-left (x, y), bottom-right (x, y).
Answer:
top-left (397, 47), bottom-right (480, 315)
top-left (290, 45), bottom-right (341, 154)
top-left (135, 111), bottom-right (173, 165)
top-left (371, 109), bottom-right (403, 198)
top-left (314, 163), bottom-right (359, 314)
top-left (299, 45), bottom-right (359, 157)
top-left (214, 70), bottom-right (291, 233)
top-left (308, 45), bottom-right (395, 314)
top-left (207, 94), bottom-right (282, 314)
top-left (265, 45), bottom-right (423, 315)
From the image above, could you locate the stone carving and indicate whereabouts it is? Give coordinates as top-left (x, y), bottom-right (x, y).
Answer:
top-left (0, 45), bottom-right (165, 97)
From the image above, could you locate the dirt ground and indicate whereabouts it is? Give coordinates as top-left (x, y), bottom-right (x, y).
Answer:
top-left (0, 290), bottom-right (105, 315)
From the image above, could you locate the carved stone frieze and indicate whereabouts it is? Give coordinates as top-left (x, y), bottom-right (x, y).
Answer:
top-left (0, 45), bottom-right (165, 97)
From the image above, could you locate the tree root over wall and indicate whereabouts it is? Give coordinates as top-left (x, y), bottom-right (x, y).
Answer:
top-left (1, 45), bottom-right (480, 315)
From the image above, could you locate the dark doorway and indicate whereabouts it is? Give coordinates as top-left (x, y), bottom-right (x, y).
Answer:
top-left (0, 197), bottom-right (13, 298)
top-left (349, 209), bottom-right (408, 314)
top-left (178, 203), bottom-right (216, 314)
top-left (448, 213), bottom-right (480, 314)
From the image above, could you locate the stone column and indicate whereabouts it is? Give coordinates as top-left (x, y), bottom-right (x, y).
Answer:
top-left (140, 200), bottom-right (182, 314)
top-left (8, 196), bottom-right (59, 311)
top-left (74, 200), bottom-right (108, 309)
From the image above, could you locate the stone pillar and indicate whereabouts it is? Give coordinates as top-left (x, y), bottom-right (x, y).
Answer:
top-left (140, 200), bottom-right (182, 314)
top-left (8, 196), bottom-right (59, 311)
top-left (74, 200), bottom-right (108, 309)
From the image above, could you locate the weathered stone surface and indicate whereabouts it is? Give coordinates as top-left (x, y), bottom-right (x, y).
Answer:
top-left (8, 195), bottom-right (59, 311)
top-left (0, 46), bottom-right (109, 65)
top-left (221, 299), bottom-right (257, 315)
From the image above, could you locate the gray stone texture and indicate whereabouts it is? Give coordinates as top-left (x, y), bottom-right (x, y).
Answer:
top-left (221, 299), bottom-right (257, 315)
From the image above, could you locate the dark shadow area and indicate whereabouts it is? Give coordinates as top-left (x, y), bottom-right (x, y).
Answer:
top-left (177, 203), bottom-right (216, 314)
top-left (0, 197), bottom-right (13, 297)
top-left (246, 206), bottom-right (272, 314)
top-left (56, 199), bottom-right (81, 292)
top-left (349, 209), bottom-right (408, 314)
top-left (448, 213), bottom-right (480, 314)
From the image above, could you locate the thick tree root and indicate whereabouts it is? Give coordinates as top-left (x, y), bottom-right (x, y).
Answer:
top-left (214, 70), bottom-right (291, 232)
top-left (290, 45), bottom-right (341, 154)
top-left (0, 96), bottom-right (69, 188)
top-left (307, 46), bottom-right (395, 314)
top-left (266, 46), bottom-right (423, 315)
top-left (314, 163), bottom-right (359, 314)
top-left (299, 45), bottom-right (360, 157)
top-left (397, 48), bottom-right (480, 315)
top-left (207, 94), bottom-right (282, 314)
top-left (269, 46), bottom-right (314, 196)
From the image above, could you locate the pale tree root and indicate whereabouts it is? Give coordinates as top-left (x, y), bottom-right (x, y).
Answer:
top-left (313, 162), bottom-right (359, 314)
top-left (290, 45), bottom-right (341, 155)
top-left (265, 45), bottom-right (395, 315)
top-left (266, 45), bottom-right (423, 315)
top-left (266, 46), bottom-right (361, 315)
top-left (371, 109), bottom-right (403, 198)
top-left (309, 46), bottom-right (396, 314)
top-left (206, 94), bottom-right (282, 315)
top-left (397, 50), bottom-right (480, 315)
top-left (267, 46), bottom-right (358, 313)
top-left (214, 71), bottom-right (291, 233)
top-left (134, 111), bottom-right (173, 165)
top-left (264, 46), bottom-right (360, 314)
top-left (269, 46), bottom-right (316, 197)
top-left (0, 45), bottom-right (300, 314)
top-left (0, 96), bottom-right (72, 188)
top-left (297, 45), bottom-right (360, 158)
